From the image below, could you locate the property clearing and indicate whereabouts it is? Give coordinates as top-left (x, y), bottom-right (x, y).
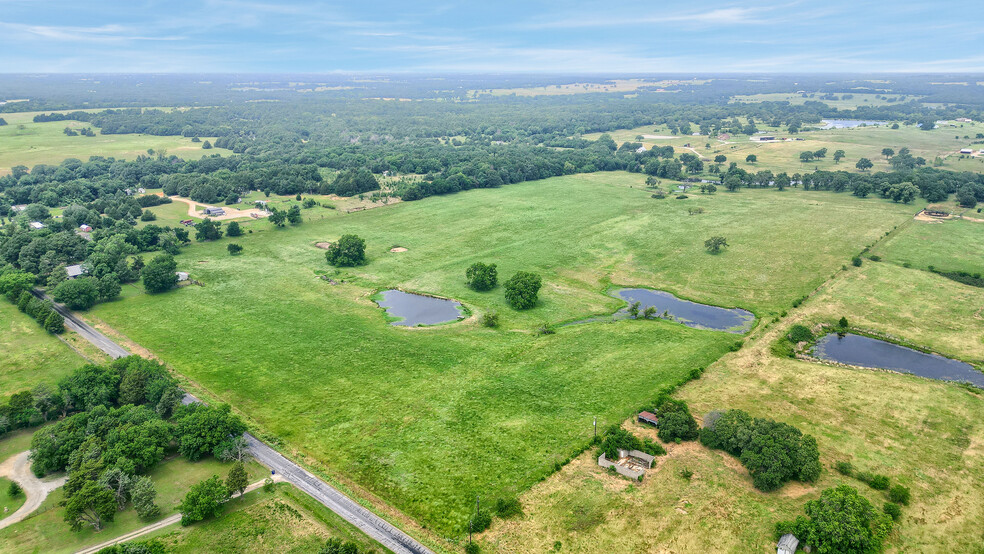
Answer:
top-left (170, 196), bottom-right (269, 221)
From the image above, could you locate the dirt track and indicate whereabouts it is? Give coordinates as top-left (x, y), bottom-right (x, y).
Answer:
top-left (0, 451), bottom-right (67, 530)
top-left (170, 196), bottom-right (268, 221)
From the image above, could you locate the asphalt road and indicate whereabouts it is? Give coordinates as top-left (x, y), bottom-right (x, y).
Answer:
top-left (37, 290), bottom-right (433, 554)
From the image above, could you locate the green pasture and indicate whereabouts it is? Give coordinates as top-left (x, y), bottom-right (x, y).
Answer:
top-left (0, 300), bottom-right (86, 401)
top-left (0, 477), bottom-right (27, 521)
top-left (87, 172), bottom-right (915, 533)
top-left (0, 112), bottom-right (222, 175)
top-left (873, 217), bottom-right (984, 275)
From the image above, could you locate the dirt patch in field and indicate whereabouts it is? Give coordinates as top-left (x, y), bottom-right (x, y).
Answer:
top-left (315, 242), bottom-right (333, 250)
top-left (914, 212), bottom-right (947, 223)
top-left (389, 247), bottom-right (408, 253)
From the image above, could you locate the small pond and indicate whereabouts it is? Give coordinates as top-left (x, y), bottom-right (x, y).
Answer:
top-left (376, 290), bottom-right (464, 327)
top-left (820, 119), bottom-right (886, 129)
top-left (566, 289), bottom-right (754, 333)
top-left (812, 333), bottom-right (984, 387)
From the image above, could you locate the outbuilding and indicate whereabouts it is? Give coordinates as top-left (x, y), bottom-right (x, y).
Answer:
top-left (176, 271), bottom-right (189, 282)
top-left (65, 264), bottom-right (85, 279)
top-left (29, 221), bottom-right (45, 229)
top-left (638, 411), bottom-right (659, 427)
top-left (777, 534), bottom-right (799, 554)
top-left (79, 224), bottom-right (93, 232)
top-left (959, 148), bottom-right (973, 154)
top-left (203, 207), bottom-right (225, 216)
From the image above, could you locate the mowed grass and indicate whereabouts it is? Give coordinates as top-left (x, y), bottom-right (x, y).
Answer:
top-left (487, 263), bottom-right (984, 552)
top-left (0, 455), bottom-right (266, 554)
top-left (85, 173), bottom-right (916, 535)
top-left (0, 114), bottom-right (222, 175)
top-left (873, 217), bottom-right (984, 275)
top-left (0, 476), bottom-right (27, 521)
top-left (0, 300), bottom-right (86, 400)
top-left (146, 483), bottom-right (385, 553)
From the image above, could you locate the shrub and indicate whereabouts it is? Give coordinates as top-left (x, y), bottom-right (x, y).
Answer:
top-left (466, 262), bottom-right (498, 291)
top-left (533, 324), bottom-right (554, 336)
top-left (44, 311), bottom-right (65, 334)
top-left (889, 484), bottom-right (911, 505)
top-left (835, 461), bottom-right (854, 476)
top-left (869, 254), bottom-right (881, 262)
top-left (468, 509), bottom-right (492, 533)
top-left (504, 271), bottom-right (542, 310)
top-left (227, 243), bottom-right (243, 255)
top-left (263, 477), bottom-right (274, 492)
top-left (480, 311), bottom-right (499, 328)
top-left (852, 256), bottom-right (862, 267)
top-left (494, 497), bottom-right (523, 519)
top-left (838, 316), bottom-right (849, 328)
top-left (465, 543), bottom-right (481, 554)
top-left (679, 468), bottom-right (693, 480)
top-left (676, 194), bottom-right (688, 199)
top-left (856, 471), bottom-right (890, 490)
top-left (8, 481), bottom-right (22, 497)
top-left (226, 221), bottom-right (242, 237)
top-left (883, 502), bottom-right (902, 521)
top-left (653, 399), bottom-right (698, 442)
top-left (787, 324), bottom-right (813, 343)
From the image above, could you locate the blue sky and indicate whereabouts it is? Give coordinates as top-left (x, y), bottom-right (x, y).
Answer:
top-left (0, 0), bottom-right (981, 73)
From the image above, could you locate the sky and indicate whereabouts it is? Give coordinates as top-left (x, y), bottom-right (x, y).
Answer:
top-left (0, 0), bottom-right (982, 74)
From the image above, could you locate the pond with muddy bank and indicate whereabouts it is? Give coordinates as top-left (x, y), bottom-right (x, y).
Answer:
top-left (376, 290), bottom-right (465, 326)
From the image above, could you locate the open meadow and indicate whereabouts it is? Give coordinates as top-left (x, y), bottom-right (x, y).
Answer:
top-left (483, 250), bottom-right (984, 553)
top-left (873, 217), bottom-right (984, 276)
top-left (0, 109), bottom-right (222, 175)
top-left (85, 172), bottom-right (919, 536)
top-left (0, 300), bottom-right (86, 400)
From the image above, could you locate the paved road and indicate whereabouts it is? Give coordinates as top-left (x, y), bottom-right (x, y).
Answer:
top-left (37, 295), bottom-right (433, 554)
top-left (0, 451), bottom-right (68, 530)
top-left (30, 290), bottom-right (130, 359)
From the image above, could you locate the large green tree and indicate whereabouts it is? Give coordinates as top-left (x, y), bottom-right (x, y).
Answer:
top-left (503, 271), bottom-right (542, 310)
top-left (178, 475), bottom-right (229, 526)
top-left (53, 277), bottom-right (100, 310)
top-left (782, 485), bottom-right (892, 554)
top-left (64, 480), bottom-right (117, 531)
top-left (325, 234), bottom-right (366, 267)
top-left (465, 262), bottom-right (498, 291)
top-left (142, 253), bottom-right (178, 293)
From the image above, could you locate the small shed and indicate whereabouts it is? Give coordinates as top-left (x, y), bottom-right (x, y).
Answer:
top-left (66, 264), bottom-right (85, 279)
top-left (638, 411), bottom-right (659, 427)
top-left (176, 272), bottom-right (189, 282)
top-left (30, 221), bottom-right (46, 229)
top-left (777, 534), bottom-right (799, 554)
top-left (636, 145), bottom-right (648, 153)
top-left (79, 224), bottom-right (93, 232)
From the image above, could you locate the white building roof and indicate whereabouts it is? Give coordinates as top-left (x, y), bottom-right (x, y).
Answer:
top-left (66, 264), bottom-right (85, 278)
top-left (29, 221), bottom-right (45, 229)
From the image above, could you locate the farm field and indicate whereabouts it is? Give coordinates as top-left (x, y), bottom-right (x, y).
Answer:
top-left (0, 299), bottom-right (86, 400)
top-left (584, 120), bottom-right (984, 176)
top-left (873, 217), bottom-right (984, 276)
top-left (0, 455), bottom-right (267, 554)
top-left (87, 172), bottom-right (917, 535)
top-left (0, 109), bottom-right (223, 175)
top-left (484, 259), bottom-right (984, 552)
top-left (144, 483), bottom-right (387, 553)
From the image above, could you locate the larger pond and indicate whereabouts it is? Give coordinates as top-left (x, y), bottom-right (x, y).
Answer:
top-left (812, 333), bottom-right (984, 387)
top-left (820, 119), bottom-right (886, 129)
top-left (376, 290), bottom-right (465, 327)
top-left (567, 289), bottom-right (754, 333)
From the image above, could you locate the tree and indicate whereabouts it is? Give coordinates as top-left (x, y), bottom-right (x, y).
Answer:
top-left (202, 140), bottom-right (212, 149)
top-left (225, 221), bottom-right (242, 237)
top-left (329, 169), bottom-right (380, 197)
top-left (503, 272), bottom-right (542, 310)
top-left (131, 476), bottom-right (160, 519)
top-left (881, 148), bottom-right (895, 159)
top-left (813, 148), bottom-right (827, 159)
top-left (704, 236), bottom-right (729, 254)
top-left (724, 175), bottom-right (742, 192)
top-left (839, 317), bottom-right (849, 328)
top-left (268, 208), bottom-right (287, 227)
top-left (215, 435), bottom-right (253, 463)
top-left (799, 151), bottom-right (815, 162)
top-left (465, 262), bottom-right (498, 291)
top-left (98, 274), bottom-right (122, 300)
top-left (782, 485), bottom-right (892, 554)
top-left (704, 183), bottom-right (717, 194)
top-left (44, 311), bottom-right (65, 334)
top-left (194, 218), bottom-right (223, 242)
top-left (745, 154), bottom-right (757, 163)
top-left (53, 277), bottom-right (100, 310)
top-left (855, 158), bottom-right (873, 171)
top-left (227, 243), bottom-right (243, 255)
top-left (833, 149), bottom-right (846, 163)
top-left (8, 481), bottom-right (21, 497)
top-left (714, 155), bottom-right (727, 163)
top-left (98, 467), bottom-right (133, 511)
top-left (226, 461), bottom-right (249, 497)
top-left (142, 253), bottom-right (178, 293)
top-left (654, 399), bottom-right (699, 442)
top-left (174, 404), bottom-right (247, 461)
top-left (178, 475), bottom-right (229, 526)
top-left (286, 205), bottom-right (302, 225)
top-left (0, 270), bottom-right (36, 302)
top-left (956, 186), bottom-right (977, 208)
top-left (140, 210), bottom-right (156, 222)
top-left (64, 480), bottom-right (117, 531)
top-left (325, 234), bottom-right (366, 267)
top-left (919, 117), bottom-right (936, 131)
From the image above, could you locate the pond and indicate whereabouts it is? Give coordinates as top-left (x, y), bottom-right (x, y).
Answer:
top-left (375, 290), bottom-right (465, 327)
top-left (820, 119), bottom-right (886, 129)
top-left (566, 289), bottom-right (754, 333)
top-left (812, 333), bottom-right (984, 387)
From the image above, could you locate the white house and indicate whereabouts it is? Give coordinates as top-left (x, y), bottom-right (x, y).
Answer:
top-left (29, 221), bottom-right (45, 230)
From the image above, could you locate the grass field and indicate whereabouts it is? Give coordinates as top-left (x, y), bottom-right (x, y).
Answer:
top-left (0, 455), bottom-right (266, 554)
top-left (484, 256), bottom-right (984, 552)
top-left (584, 120), bottom-right (984, 177)
top-left (0, 300), bottom-right (87, 400)
top-left (84, 172), bottom-right (917, 536)
top-left (0, 476), bottom-right (27, 521)
top-left (873, 217), bottom-right (984, 276)
top-left (0, 109), bottom-right (224, 175)
top-left (145, 483), bottom-right (386, 553)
